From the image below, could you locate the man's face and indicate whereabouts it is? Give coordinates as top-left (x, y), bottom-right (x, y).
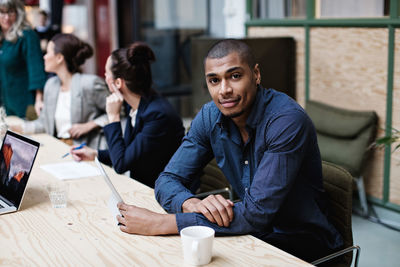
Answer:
top-left (205, 52), bottom-right (260, 122)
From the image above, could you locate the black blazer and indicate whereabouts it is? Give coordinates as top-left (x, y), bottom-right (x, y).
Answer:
top-left (98, 94), bottom-right (184, 188)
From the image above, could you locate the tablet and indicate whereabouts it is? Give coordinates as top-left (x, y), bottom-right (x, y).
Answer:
top-left (95, 157), bottom-right (123, 203)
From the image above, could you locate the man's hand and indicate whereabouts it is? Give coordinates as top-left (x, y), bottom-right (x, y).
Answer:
top-left (117, 202), bottom-right (178, 235)
top-left (69, 121), bottom-right (98, 138)
top-left (71, 146), bottom-right (97, 161)
top-left (182, 195), bottom-right (234, 227)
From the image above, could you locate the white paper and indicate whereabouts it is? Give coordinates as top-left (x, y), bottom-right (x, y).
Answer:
top-left (40, 161), bottom-right (101, 180)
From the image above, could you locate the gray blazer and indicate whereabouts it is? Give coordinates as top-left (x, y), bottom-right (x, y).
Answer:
top-left (24, 73), bottom-right (109, 149)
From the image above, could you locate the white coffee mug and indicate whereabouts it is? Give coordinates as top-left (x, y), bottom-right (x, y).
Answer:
top-left (180, 226), bottom-right (215, 265)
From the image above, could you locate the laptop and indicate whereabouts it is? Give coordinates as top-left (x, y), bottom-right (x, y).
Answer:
top-left (0, 130), bottom-right (40, 215)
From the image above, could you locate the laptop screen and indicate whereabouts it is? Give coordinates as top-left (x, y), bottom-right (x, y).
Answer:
top-left (0, 131), bottom-right (40, 208)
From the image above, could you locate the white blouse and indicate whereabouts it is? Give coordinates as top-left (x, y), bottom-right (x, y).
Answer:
top-left (54, 91), bottom-right (72, 138)
top-left (129, 108), bottom-right (138, 128)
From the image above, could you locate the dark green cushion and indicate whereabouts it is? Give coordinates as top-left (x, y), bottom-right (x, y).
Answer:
top-left (306, 100), bottom-right (377, 177)
top-left (317, 125), bottom-right (374, 177)
top-left (306, 100), bottom-right (377, 138)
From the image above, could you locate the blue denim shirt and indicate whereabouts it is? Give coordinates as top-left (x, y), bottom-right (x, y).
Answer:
top-left (155, 87), bottom-right (343, 250)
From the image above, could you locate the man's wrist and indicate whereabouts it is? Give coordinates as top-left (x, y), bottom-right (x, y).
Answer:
top-left (182, 198), bottom-right (201, 213)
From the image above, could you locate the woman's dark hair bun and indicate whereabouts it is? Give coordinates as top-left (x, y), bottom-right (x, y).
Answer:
top-left (110, 41), bottom-right (156, 97)
top-left (126, 42), bottom-right (155, 66)
top-left (74, 42), bottom-right (93, 66)
top-left (51, 33), bottom-right (93, 73)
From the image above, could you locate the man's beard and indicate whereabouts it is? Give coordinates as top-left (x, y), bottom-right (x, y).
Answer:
top-left (225, 109), bottom-right (245, 118)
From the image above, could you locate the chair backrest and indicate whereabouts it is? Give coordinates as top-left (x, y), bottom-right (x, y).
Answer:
top-left (196, 158), bottom-right (233, 200)
top-left (322, 161), bottom-right (354, 266)
top-left (306, 100), bottom-right (377, 177)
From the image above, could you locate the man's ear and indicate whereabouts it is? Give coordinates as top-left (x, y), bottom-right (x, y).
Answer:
top-left (254, 63), bottom-right (261, 85)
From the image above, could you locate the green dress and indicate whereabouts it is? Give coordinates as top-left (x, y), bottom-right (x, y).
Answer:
top-left (0, 29), bottom-right (46, 118)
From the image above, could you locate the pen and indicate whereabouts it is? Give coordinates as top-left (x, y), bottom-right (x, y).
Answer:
top-left (61, 142), bottom-right (86, 158)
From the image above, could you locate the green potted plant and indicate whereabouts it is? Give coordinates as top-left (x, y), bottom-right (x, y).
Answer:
top-left (374, 128), bottom-right (400, 151)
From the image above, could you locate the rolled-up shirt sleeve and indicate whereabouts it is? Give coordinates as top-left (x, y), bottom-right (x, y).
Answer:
top-left (157, 110), bottom-right (312, 235)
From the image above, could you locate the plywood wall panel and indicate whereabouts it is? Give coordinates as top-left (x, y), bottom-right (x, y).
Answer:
top-left (248, 27), bottom-right (306, 106)
top-left (249, 26), bottom-right (388, 200)
top-left (309, 28), bottom-right (387, 200)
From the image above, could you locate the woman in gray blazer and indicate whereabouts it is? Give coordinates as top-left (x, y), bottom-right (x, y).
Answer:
top-left (11, 34), bottom-right (109, 149)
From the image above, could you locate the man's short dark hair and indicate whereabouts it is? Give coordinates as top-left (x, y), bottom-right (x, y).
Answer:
top-left (205, 39), bottom-right (256, 68)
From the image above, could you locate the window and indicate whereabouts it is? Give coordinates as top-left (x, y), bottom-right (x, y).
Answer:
top-left (317, 0), bottom-right (389, 18)
top-left (251, 0), bottom-right (306, 19)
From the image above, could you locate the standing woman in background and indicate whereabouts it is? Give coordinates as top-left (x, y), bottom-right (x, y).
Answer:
top-left (11, 33), bottom-right (109, 149)
top-left (71, 42), bottom-right (185, 188)
top-left (0, 0), bottom-right (46, 118)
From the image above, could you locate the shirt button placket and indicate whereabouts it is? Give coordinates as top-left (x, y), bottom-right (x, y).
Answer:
top-left (243, 159), bottom-right (250, 190)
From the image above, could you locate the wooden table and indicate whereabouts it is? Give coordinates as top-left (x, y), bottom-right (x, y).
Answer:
top-left (0, 133), bottom-right (312, 266)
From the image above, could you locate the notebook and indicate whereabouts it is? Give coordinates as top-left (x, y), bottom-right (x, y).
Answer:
top-left (0, 130), bottom-right (40, 215)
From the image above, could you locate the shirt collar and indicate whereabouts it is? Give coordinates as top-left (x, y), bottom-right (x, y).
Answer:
top-left (246, 85), bottom-right (268, 129)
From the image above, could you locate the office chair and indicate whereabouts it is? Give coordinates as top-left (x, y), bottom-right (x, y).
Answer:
top-left (312, 161), bottom-right (360, 267)
top-left (306, 100), bottom-right (378, 217)
top-left (194, 158), bottom-right (234, 201)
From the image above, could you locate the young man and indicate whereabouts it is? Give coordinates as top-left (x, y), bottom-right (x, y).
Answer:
top-left (116, 39), bottom-right (343, 262)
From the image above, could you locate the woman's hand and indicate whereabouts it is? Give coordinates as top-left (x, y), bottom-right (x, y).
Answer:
top-left (35, 90), bottom-right (44, 116)
top-left (71, 146), bottom-right (98, 161)
top-left (69, 121), bottom-right (98, 138)
top-left (106, 90), bottom-right (124, 123)
top-left (9, 124), bottom-right (23, 133)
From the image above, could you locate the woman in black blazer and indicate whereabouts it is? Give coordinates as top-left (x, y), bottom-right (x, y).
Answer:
top-left (71, 42), bottom-right (185, 188)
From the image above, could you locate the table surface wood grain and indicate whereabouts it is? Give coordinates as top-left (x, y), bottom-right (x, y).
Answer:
top-left (0, 129), bottom-right (312, 266)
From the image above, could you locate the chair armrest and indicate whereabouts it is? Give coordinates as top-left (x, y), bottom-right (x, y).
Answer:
top-left (194, 187), bottom-right (233, 201)
top-left (311, 245), bottom-right (360, 267)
